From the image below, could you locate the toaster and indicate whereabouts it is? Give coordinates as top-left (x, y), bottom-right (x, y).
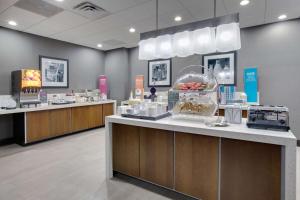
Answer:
top-left (247, 105), bottom-right (290, 131)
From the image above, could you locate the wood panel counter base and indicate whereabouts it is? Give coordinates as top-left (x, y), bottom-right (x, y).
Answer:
top-left (107, 116), bottom-right (295, 200)
top-left (14, 103), bottom-right (114, 145)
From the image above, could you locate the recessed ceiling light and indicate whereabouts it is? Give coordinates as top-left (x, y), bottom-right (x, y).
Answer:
top-left (55, 0), bottom-right (64, 2)
top-left (8, 20), bottom-right (17, 26)
top-left (278, 14), bottom-right (287, 20)
top-left (129, 27), bottom-right (136, 33)
top-left (174, 16), bottom-right (182, 22)
top-left (240, 0), bottom-right (250, 6)
top-left (97, 44), bottom-right (103, 48)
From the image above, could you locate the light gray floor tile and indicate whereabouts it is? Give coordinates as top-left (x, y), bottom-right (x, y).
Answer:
top-left (0, 129), bottom-right (171, 200)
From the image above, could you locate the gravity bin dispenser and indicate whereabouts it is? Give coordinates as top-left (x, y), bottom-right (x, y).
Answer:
top-left (11, 69), bottom-right (42, 108)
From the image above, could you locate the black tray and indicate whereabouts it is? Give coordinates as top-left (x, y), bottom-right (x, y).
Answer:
top-left (121, 112), bottom-right (171, 121)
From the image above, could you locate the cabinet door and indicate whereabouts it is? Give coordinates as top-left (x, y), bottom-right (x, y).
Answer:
top-left (221, 139), bottom-right (281, 200)
top-left (88, 105), bottom-right (103, 128)
top-left (113, 124), bottom-right (140, 177)
top-left (175, 132), bottom-right (219, 200)
top-left (140, 128), bottom-right (174, 189)
top-left (103, 103), bottom-right (114, 125)
top-left (71, 106), bottom-right (89, 132)
top-left (26, 111), bottom-right (50, 143)
top-left (50, 108), bottom-right (71, 137)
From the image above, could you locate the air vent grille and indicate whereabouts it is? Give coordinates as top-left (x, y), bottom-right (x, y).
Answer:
top-left (74, 2), bottom-right (104, 12)
top-left (73, 1), bottom-right (110, 20)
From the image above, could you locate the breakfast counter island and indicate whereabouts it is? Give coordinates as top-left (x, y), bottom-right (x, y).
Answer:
top-left (0, 100), bottom-right (116, 145)
top-left (105, 115), bottom-right (296, 200)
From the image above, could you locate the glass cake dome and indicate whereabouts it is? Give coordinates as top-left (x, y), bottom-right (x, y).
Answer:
top-left (170, 65), bottom-right (219, 119)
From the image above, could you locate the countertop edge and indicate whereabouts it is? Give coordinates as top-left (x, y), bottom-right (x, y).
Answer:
top-left (106, 115), bottom-right (296, 146)
top-left (0, 100), bottom-right (117, 115)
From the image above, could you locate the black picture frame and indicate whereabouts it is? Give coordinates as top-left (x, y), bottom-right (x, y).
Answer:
top-left (39, 55), bottom-right (69, 88)
top-left (148, 59), bottom-right (172, 87)
top-left (202, 51), bottom-right (237, 86)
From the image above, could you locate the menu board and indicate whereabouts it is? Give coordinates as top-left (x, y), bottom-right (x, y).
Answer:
top-left (21, 69), bottom-right (41, 88)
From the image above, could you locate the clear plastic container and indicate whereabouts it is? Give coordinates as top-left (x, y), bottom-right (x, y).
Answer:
top-left (172, 69), bottom-right (217, 92)
top-left (170, 65), bottom-right (219, 120)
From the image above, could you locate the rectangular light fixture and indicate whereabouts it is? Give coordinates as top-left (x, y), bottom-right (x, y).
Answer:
top-left (139, 13), bottom-right (241, 60)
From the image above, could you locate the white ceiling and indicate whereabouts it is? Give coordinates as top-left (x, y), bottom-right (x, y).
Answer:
top-left (0, 0), bottom-right (299, 51)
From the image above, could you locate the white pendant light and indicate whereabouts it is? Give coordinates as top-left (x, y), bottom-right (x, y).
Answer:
top-left (138, 38), bottom-right (156, 60)
top-left (192, 27), bottom-right (216, 54)
top-left (173, 31), bottom-right (193, 57)
top-left (155, 34), bottom-right (174, 59)
top-left (138, 0), bottom-right (241, 60)
top-left (216, 23), bottom-right (241, 52)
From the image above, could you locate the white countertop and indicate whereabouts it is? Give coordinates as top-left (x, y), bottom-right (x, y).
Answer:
top-left (0, 100), bottom-right (116, 116)
top-left (106, 115), bottom-right (296, 146)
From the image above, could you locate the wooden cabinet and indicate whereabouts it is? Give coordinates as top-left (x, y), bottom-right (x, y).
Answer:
top-left (220, 139), bottom-right (281, 200)
top-left (71, 106), bottom-right (90, 132)
top-left (24, 103), bottom-right (113, 144)
top-left (72, 105), bottom-right (107, 132)
top-left (88, 105), bottom-right (103, 128)
top-left (140, 128), bottom-right (174, 188)
top-left (175, 132), bottom-right (219, 200)
top-left (103, 103), bottom-right (114, 124)
top-left (50, 108), bottom-right (71, 137)
top-left (26, 111), bottom-right (50, 143)
top-left (112, 124), bottom-right (140, 177)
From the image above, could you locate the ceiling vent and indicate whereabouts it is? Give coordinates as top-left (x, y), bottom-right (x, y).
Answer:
top-left (73, 1), bottom-right (110, 20)
top-left (14, 0), bottom-right (63, 17)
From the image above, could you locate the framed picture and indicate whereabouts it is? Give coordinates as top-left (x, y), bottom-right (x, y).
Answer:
top-left (148, 59), bottom-right (172, 87)
top-left (39, 56), bottom-right (69, 88)
top-left (202, 52), bottom-right (237, 85)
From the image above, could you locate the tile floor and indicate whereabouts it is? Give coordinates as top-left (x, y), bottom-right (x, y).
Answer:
top-left (0, 128), bottom-right (299, 200)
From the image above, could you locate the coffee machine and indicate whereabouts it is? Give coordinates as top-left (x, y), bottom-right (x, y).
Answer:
top-left (12, 69), bottom-right (42, 108)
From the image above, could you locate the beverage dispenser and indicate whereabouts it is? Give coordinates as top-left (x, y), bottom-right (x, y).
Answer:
top-left (11, 69), bottom-right (42, 107)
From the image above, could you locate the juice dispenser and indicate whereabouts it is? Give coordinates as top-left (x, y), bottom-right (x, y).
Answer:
top-left (11, 69), bottom-right (42, 107)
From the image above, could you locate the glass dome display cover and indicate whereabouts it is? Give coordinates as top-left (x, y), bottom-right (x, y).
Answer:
top-left (170, 65), bottom-right (219, 120)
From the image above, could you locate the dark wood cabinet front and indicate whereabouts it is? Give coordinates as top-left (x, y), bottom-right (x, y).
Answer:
top-left (220, 139), bottom-right (281, 200)
top-left (103, 103), bottom-right (114, 125)
top-left (50, 108), bottom-right (71, 137)
top-left (112, 124), bottom-right (140, 177)
top-left (26, 111), bottom-right (51, 143)
top-left (88, 105), bottom-right (103, 128)
top-left (24, 103), bottom-right (113, 144)
top-left (175, 132), bottom-right (219, 200)
top-left (71, 106), bottom-right (90, 132)
top-left (140, 128), bottom-right (174, 189)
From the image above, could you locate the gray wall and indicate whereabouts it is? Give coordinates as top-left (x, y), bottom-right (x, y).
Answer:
top-left (0, 27), bottom-right (105, 140)
top-left (104, 48), bottom-right (130, 102)
top-left (128, 19), bottom-right (300, 138)
top-left (0, 27), bottom-right (105, 94)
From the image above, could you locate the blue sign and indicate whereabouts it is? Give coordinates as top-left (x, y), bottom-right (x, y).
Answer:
top-left (244, 68), bottom-right (258, 103)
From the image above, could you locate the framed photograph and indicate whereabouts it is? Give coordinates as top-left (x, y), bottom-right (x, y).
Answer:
top-left (148, 59), bottom-right (172, 87)
top-left (39, 56), bottom-right (69, 88)
top-left (202, 52), bottom-right (237, 85)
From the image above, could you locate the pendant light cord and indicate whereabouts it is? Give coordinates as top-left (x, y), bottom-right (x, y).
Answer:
top-left (214, 0), bottom-right (216, 18)
top-left (156, 0), bottom-right (158, 30)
